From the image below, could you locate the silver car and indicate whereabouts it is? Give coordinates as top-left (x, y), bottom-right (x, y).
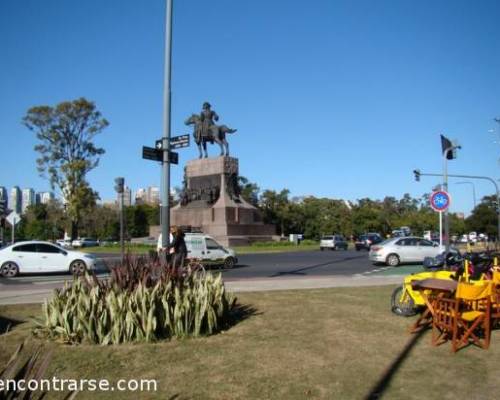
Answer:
top-left (369, 237), bottom-right (442, 266)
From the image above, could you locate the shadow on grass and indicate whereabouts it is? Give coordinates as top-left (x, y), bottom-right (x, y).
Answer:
top-left (364, 328), bottom-right (427, 400)
top-left (0, 316), bottom-right (22, 335)
top-left (226, 303), bottom-right (260, 329)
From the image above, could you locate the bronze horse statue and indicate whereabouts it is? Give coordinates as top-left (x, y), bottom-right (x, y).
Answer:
top-left (185, 114), bottom-right (237, 158)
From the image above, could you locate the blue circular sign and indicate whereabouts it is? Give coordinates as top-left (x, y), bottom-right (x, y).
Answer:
top-left (430, 191), bottom-right (451, 212)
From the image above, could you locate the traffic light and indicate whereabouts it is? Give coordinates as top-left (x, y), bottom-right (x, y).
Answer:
top-left (413, 169), bottom-right (421, 182)
top-left (114, 177), bottom-right (125, 193)
top-left (0, 200), bottom-right (5, 216)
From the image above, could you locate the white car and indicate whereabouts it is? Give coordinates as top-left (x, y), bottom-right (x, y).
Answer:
top-left (0, 241), bottom-right (97, 277)
top-left (369, 237), bottom-right (443, 266)
top-left (72, 237), bottom-right (99, 248)
top-left (56, 239), bottom-right (72, 248)
top-left (157, 233), bottom-right (238, 269)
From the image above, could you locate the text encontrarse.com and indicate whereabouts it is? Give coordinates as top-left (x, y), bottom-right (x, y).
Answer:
top-left (0, 378), bottom-right (158, 392)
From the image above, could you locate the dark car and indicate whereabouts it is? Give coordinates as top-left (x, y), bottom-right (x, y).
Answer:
top-left (355, 233), bottom-right (383, 251)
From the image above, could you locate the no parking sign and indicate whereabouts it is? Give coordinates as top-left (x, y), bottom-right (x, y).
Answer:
top-left (430, 191), bottom-right (451, 212)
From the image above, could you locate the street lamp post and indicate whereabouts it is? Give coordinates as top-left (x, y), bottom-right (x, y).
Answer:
top-left (455, 181), bottom-right (477, 210)
top-left (160, 0), bottom-right (173, 252)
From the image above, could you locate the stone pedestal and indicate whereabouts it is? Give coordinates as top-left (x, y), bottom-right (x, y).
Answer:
top-left (170, 156), bottom-right (275, 246)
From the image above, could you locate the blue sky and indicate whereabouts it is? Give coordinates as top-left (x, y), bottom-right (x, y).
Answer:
top-left (0, 0), bottom-right (499, 215)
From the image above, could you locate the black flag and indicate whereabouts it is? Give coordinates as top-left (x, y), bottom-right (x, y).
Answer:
top-left (440, 134), bottom-right (454, 160)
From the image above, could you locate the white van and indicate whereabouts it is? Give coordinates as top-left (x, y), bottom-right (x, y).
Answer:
top-left (157, 233), bottom-right (237, 269)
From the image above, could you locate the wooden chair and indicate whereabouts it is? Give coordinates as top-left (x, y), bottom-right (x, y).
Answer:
top-left (491, 271), bottom-right (500, 326)
top-left (432, 281), bottom-right (492, 352)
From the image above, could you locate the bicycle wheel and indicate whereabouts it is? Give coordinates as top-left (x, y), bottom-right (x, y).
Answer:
top-left (391, 285), bottom-right (417, 316)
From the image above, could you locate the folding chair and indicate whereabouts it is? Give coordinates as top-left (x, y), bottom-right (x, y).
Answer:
top-left (491, 271), bottom-right (500, 326)
top-left (432, 281), bottom-right (492, 352)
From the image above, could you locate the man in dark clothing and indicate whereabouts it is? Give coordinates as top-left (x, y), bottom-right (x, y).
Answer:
top-left (169, 226), bottom-right (187, 269)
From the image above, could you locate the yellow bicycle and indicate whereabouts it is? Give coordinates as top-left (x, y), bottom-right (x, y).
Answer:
top-left (391, 250), bottom-right (499, 316)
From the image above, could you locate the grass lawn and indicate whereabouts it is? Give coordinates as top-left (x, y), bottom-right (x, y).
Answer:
top-left (2, 286), bottom-right (499, 399)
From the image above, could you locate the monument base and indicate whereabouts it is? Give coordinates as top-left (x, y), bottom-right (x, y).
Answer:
top-left (167, 156), bottom-right (275, 246)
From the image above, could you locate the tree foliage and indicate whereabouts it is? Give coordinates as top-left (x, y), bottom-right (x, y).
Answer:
top-left (466, 195), bottom-right (498, 238)
top-left (23, 98), bottom-right (108, 239)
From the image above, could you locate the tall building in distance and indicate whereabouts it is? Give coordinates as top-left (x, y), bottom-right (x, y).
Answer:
top-left (39, 191), bottom-right (55, 204)
top-left (22, 188), bottom-right (35, 214)
top-left (135, 188), bottom-right (147, 205)
top-left (119, 186), bottom-right (133, 207)
top-left (147, 186), bottom-right (160, 205)
top-left (0, 186), bottom-right (7, 209)
top-left (10, 186), bottom-right (21, 214)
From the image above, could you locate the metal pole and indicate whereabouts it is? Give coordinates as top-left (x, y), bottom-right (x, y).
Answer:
top-left (439, 211), bottom-right (443, 248)
top-left (442, 148), bottom-right (450, 252)
top-left (11, 217), bottom-right (15, 244)
top-left (161, 0), bottom-right (173, 251)
top-left (120, 192), bottom-right (124, 264)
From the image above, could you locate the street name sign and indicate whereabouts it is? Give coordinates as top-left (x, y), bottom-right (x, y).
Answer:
top-left (142, 146), bottom-right (162, 162)
top-left (170, 134), bottom-right (190, 149)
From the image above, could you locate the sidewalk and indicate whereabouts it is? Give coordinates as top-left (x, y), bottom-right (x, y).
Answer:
top-left (0, 275), bottom-right (403, 305)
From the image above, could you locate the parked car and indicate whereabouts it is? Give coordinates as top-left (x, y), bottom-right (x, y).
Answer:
top-left (157, 233), bottom-right (238, 269)
top-left (71, 237), bottom-right (99, 248)
top-left (131, 236), bottom-right (157, 246)
top-left (369, 236), bottom-right (443, 266)
top-left (99, 237), bottom-right (119, 246)
top-left (355, 233), bottom-right (383, 251)
top-left (320, 235), bottom-right (348, 251)
top-left (56, 239), bottom-right (72, 248)
top-left (0, 240), bottom-right (97, 277)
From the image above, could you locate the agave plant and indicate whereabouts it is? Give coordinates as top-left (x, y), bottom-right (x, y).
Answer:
top-left (34, 255), bottom-right (236, 344)
top-left (0, 343), bottom-right (77, 399)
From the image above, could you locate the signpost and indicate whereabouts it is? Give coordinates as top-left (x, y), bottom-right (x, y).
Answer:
top-left (6, 212), bottom-right (20, 243)
top-left (170, 134), bottom-right (190, 149)
top-left (142, 146), bottom-right (162, 162)
top-left (0, 200), bottom-right (5, 244)
top-left (430, 191), bottom-right (451, 248)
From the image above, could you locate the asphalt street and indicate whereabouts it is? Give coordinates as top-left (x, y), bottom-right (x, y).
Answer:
top-left (0, 249), bottom-right (426, 304)
top-left (0, 249), bottom-right (422, 287)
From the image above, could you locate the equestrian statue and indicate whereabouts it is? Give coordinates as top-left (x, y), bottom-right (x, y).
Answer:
top-left (184, 102), bottom-right (237, 158)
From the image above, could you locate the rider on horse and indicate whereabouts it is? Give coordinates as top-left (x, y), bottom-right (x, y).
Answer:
top-left (200, 102), bottom-right (219, 144)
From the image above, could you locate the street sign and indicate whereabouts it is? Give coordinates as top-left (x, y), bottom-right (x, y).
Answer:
top-left (6, 211), bottom-right (20, 227)
top-left (142, 146), bottom-right (178, 164)
top-left (430, 191), bottom-right (451, 212)
top-left (142, 146), bottom-right (162, 162)
top-left (168, 151), bottom-right (179, 165)
top-left (170, 134), bottom-right (190, 149)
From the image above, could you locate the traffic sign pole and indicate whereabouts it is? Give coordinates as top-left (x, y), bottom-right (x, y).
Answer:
top-left (161, 0), bottom-right (173, 253)
top-left (430, 190), bottom-right (450, 250)
top-left (439, 211), bottom-right (443, 248)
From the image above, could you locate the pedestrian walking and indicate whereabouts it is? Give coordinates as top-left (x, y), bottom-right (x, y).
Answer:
top-left (170, 226), bottom-right (187, 269)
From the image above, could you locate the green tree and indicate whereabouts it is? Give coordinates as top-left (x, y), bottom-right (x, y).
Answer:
top-left (466, 195), bottom-right (498, 239)
top-left (23, 98), bottom-right (108, 239)
top-left (238, 176), bottom-right (260, 207)
top-left (19, 202), bottom-right (66, 240)
top-left (260, 189), bottom-right (291, 237)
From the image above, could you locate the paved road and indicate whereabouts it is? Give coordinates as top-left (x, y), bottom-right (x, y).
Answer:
top-left (0, 250), bottom-right (424, 304)
top-left (222, 250), bottom-right (382, 279)
top-left (0, 249), bottom-right (421, 286)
